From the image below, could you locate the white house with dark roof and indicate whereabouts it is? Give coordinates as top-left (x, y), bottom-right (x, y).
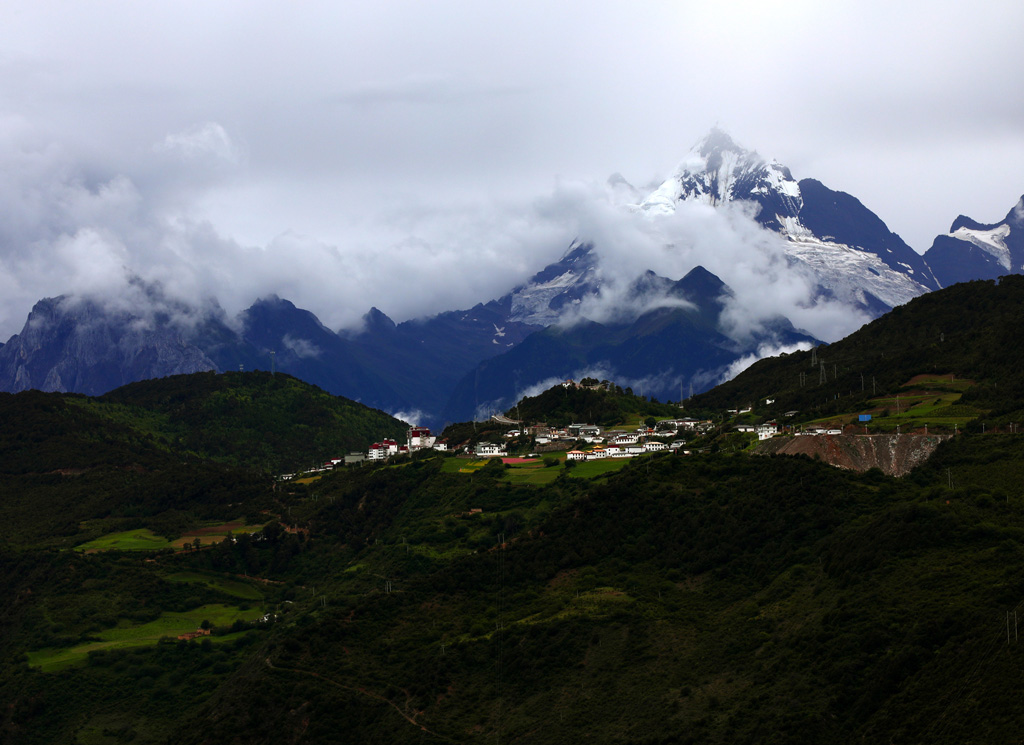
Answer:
top-left (475, 442), bottom-right (505, 457)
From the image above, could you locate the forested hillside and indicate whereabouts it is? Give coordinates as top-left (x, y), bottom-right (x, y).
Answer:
top-left (100, 370), bottom-right (409, 471)
top-left (5, 280), bottom-right (1024, 743)
top-left (689, 275), bottom-right (1024, 427)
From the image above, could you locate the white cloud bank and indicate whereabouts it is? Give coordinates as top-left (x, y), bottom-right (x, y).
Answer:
top-left (0, 121), bottom-right (876, 351)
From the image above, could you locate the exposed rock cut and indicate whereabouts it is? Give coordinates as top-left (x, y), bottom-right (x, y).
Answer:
top-left (755, 433), bottom-right (950, 477)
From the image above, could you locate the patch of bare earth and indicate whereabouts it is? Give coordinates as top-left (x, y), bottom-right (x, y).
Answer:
top-left (755, 434), bottom-right (951, 476)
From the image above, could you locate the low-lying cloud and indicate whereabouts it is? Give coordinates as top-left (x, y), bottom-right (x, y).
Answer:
top-left (0, 122), bottom-right (875, 355)
top-left (281, 334), bottom-right (322, 360)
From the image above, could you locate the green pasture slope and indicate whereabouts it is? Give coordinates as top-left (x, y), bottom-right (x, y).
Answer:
top-left (439, 453), bottom-right (631, 484)
top-left (74, 528), bottom-right (173, 552)
top-left (799, 374), bottom-right (981, 433)
top-left (26, 604), bottom-right (264, 672)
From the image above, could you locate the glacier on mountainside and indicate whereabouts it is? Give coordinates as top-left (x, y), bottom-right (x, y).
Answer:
top-left (637, 128), bottom-right (934, 313)
top-left (506, 241), bottom-right (601, 325)
top-left (949, 224), bottom-right (1012, 270)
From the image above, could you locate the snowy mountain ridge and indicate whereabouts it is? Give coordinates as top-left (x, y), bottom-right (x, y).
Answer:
top-left (950, 223), bottom-right (1012, 270)
top-left (505, 240), bottom-right (600, 325)
top-left (637, 128), bottom-right (939, 312)
top-left (641, 128), bottom-right (802, 219)
top-left (923, 195), bottom-right (1024, 287)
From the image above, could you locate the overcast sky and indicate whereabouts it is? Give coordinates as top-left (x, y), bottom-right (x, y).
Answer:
top-left (1, 0), bottom-right (1022, 339)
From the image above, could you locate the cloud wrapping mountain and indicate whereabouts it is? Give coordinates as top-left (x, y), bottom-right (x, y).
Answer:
top-left (2, 126), bottom-right (1022, 427)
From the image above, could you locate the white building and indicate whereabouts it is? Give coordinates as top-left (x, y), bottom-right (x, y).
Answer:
top-left (407, 426), bottom-right (437, 450)
top-left (368, 439), bottom-right (399, 460)
top-left (475, 442), bottom-right (505, 457)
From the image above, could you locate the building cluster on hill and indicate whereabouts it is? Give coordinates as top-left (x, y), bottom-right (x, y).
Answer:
top-left (473, 418), bottom-right (709, 460)
top-left (732, 421), bottom-right (782, 440)
top-left (367, 426), bottom-right (447, 461)
top-left (280, 426), bottom-right (448, 478)
top-left (794, 426), bottom-right (844, 436)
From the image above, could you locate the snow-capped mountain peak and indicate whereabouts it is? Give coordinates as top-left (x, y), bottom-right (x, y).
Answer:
top-left (640, 128), bottom-right (803, 227)
top-left (637, 128), bottom-right (939, 310)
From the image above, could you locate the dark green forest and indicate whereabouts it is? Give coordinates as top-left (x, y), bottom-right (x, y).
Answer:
top-left (5, 278), bottom-right (1024, 743)
top-left (99, 370), bottom-right (409, 471)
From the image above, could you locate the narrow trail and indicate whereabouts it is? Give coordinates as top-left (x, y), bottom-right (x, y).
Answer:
top-left (264, 657), bottom-right (452, 742)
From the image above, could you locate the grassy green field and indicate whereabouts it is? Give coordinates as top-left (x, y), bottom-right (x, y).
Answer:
top-left (26, 604), bottom-right (264, 672)
top-left (76, 521), bottom-right (264, 553)
top-left (440, 457), bottom-right (491, 473)
top-left (501, 459), bottom-right (562, 484)
top-left (171, 520), bottom-right (264, 549)
top-left (439, 454), bottom-right (633, 482)
top-left (804, 374), bottom-right (981, 433)
top-left (75, 528), bottom-right (173, 552)
top-left (567, 457), bottom-right (633, 479)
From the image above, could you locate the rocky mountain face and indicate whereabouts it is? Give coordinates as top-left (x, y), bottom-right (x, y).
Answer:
top-left (0, 296), bottom-right (218, 396)
top-left (0, 290), bottom-right (545, 426)
top-left (503, 240), bottom-right (601, 325)
top-left (923, 196), bottom-right (1024, 287)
